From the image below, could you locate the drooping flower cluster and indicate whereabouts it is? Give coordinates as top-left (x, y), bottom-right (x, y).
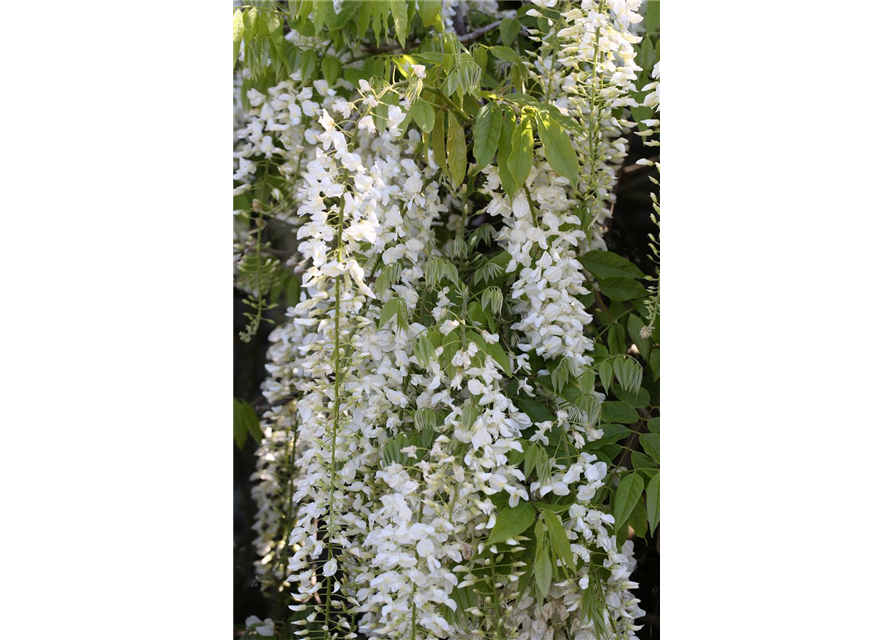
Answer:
top-left (482, 170), bottom-right (595, 367)
top-left (238, 2), bottom-right (656, 638)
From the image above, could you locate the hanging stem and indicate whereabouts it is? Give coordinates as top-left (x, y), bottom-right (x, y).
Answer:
top-left (323, 177), bottom-right (348, 639)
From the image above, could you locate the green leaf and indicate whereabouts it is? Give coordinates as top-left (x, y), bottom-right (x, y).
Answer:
top-left (409, 99), bottom-right (435, 133)
top-left (534, 502), bottom-right (574, 514)
top-left (489, 45), bottom-right (522, 64)
top-left (329, 0), bottom-right (358, 29)
top-left (629, 497), bottom-right (648, 538)
top-left (632, 451), bottom-right (659, 476)
top-left (645, 0), bottom-right (660, 35)
top-left (488, 502), bottom-right (535, 544)
top-left (461, 402), bottom-right (479, 431)
top-left (233, 10), bottom-right (244, 69)
top-left (467, 331), bottom-right (511, 373)
top-left (650, 347), bottom-right (660, 380)
top-left (616, 514), bottom-right (630, 548)
top-left (243, 7), bottom-right (257, 43)
top-left (613, 473), bottom-right (644, 528)
top-left (500, 18), bottom-right (521, 45)
top-left (601, 401), bottom-right (638, 424)
top-left (536, 112), bottom-right (579, 188)
top-left (432, 110), bottom-right (447, 172)
top-left (234, 398), bottom-right (262, 448)
top-left (499, 94), bottom-right (577, 131)
top-left (313, 0), bottom-right (333, 35)
top-left (591, 423), bottom-right (629, 447)
top-left (578, 251), bottom-right (645, 280)
top-left (580, 370), bottom-right (595, 395)
top-left (417, 0), bottom-right (442, 28)
top-left (507, 115), bottom-right (534, 191)
top-left (472, 46), bottom-right (488, 75)
top-left (542, 511), bottom-right (575, 575)
top-left (496, 110), bottom-right (518, 196)
top-left (444, 54), bottom-right (481, 98)
top-left (523, 443), bottom-right (541, 479)
top-left (414, 333), bottom-right (435, 366)
top-left (447, 112), bottom-right (467, 185)
top-left (516, 397), bottom-right (556, 423)
top-left (299, 49), bottom-right (318, 85)
top-left (321, 55), bottom-right (342, 86)
top-left (613, 357), bottom-right (641, 394)
top-left (357, 0), bottom-right (374, 35)
top-left (627, 314), bottom-right (651, 360)
top-left (646, 473), bottom-right (660, 533)
top-left (597, 360), bottom-right (612, 393)
top-left (607, 324), bottom-right (625, 356)
top-left (534, 522), bottom-right (552, 600)
top-left (598, 277), bottom-right (647, 302)
top-left (389, 0), bottom-right (408, 47)
top-left (473, 103), bottom-right (502, 168)
top-left (379, 298), bottom-right (400, 328)
top-left (481, 286), bottom-right (503, 315)
top-left (647, 417), bottom-right (660, 434)
top-left (614, 386), bottom-right (650, 409)
top-left (640, 433), bottom-right (660, 464)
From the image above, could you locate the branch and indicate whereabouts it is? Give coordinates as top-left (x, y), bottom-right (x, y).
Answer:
top-left (366, 16), bottom-right (523, 54)
top-left (458, 19), bottom-right (503, 43)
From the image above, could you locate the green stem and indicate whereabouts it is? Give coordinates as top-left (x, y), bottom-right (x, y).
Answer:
top-left (489, 550), bottom-right (503, 640)
top-left (323, 177), bottom-right (348, 639)
top-left (422, 86), bottom-right (470, 120)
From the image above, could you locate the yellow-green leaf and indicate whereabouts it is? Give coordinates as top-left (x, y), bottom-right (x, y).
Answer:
top-left (497, 109), bottom-right (518, 196)
top-left (389, 0), bottom-right (408, 47)
top-left (418, 0), bottom-right (442, 29)
top-left (321, 55), bottom-right (342, 86)
top-left (243, 7), bottom-right (257, 42)
top-left (473, 102), bottom-right (502, 167)
top-left (507, 115), bottom-right (533, 190)
top-left (447, 112), bottom-right (467, 185)
top-left (409, 100), bottom-right (435, 133)
top-left (357, 0), bottom-right (374, 35)
top-left (432, 110), bottom-right (447, 171)
top-left (536, 112), bottom-right (579, 188)
top-left (329, 0), bottom-right (358, 29)
top-left (313, 0), bottom-right (333, 35)
top-left (233, 10), bottom-right (244, 69)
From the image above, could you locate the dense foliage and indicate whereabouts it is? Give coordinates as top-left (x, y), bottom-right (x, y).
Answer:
top-left (233, 1), bottom-right (660, 638)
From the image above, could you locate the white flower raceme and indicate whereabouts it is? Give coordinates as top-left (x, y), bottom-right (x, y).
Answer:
top-left (482, 165), bottom-right (595, 366)
top-left (234, 49), bottom-right (353, 219)
top-left (249, 306), bottom-right (319, 595)
top-left (476, 3), bottom-right (648, 637)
